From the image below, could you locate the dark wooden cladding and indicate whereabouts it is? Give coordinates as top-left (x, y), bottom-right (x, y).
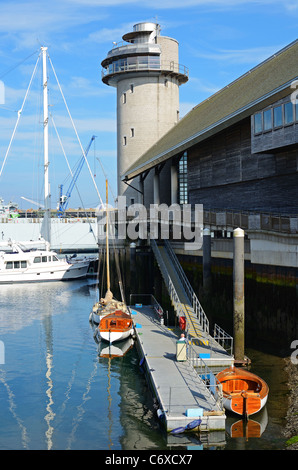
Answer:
top-left (252, 123), bottom-right (298, 153)
top-left (188, 117), bottom-right (298, 214)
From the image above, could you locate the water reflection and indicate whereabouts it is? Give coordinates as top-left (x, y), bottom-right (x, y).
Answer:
top-left (0, 280), bottom-right (101, 450)
top-left (0, 280), bottom-right (290, 450)
top-left (66, 360), bottom-right (99, 450)
top-left (0, 280), bottom-right (91, 333)
top-left (226, 408), bottom-right (268, 439)
top-left (95, 331), bottom-right (135, 359)
top-left (45, 349), bottom-right (55, 450)
top-left (0, 369), bottom-right (30, 449)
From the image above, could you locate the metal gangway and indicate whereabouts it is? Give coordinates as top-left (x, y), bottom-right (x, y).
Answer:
top-left (151, 239), bottom-right (210, 344)
top-left (151, 239), bottom-right (233, 358)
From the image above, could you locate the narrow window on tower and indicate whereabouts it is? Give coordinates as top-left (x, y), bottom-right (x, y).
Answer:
top-left (130, 84), bottom-right (134, 93)
top-left (122, 92), bottom-right (126, 104)
top-left (123, 136), bottom-right (127, 146)
top-left (130, 128), bottom-right (134, 138)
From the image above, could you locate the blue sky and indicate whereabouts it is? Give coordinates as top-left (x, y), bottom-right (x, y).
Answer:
top-left (0, 0), bottom-right (297, 210)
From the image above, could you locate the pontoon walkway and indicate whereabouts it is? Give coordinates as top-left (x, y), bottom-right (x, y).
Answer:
top-left (131, 305), bottom-right (230, 432)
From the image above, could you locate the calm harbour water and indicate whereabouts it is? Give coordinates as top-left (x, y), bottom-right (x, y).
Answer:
top-left (0, 279), bottom-right (289, 451)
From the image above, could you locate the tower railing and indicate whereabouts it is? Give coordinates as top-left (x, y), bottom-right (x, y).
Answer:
top-left (102, 59), bottom-right (189, 79)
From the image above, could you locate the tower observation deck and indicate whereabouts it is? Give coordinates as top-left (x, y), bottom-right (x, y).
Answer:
top-left (101, 22), bottom-right (189, 201)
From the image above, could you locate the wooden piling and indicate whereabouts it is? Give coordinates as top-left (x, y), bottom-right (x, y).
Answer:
top-left (130, 242), bottom-right (137, 293)
top-left (203, 228), bottom-right (211, 292)
top-left (233, 227), bottom-right (245, 362)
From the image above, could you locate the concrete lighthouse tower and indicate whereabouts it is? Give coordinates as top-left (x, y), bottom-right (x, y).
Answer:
top-left (101, 22), bottom-right (188, 203)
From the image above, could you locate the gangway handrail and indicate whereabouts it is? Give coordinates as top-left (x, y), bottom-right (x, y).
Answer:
top-left (164, 239), bottom-right (209, 334)
top-left (187, 339), bottom-right (223, 409)
top-left (213, 323), bottom-right (234, 356)
top-left (151, 239), bottom-right (188, 324)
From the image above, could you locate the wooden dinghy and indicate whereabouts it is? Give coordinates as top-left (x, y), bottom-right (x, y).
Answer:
top-left (217, 366), bottom-right (269, 417)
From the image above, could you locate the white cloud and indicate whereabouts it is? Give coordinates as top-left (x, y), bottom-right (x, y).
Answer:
top-left (0, 1), bottom-right (105, 33)
top-left (65, 0), bottom-right (292, 6)
top-left (88, 25), bottom-right (133, 44)
top-left (191, 45), bottom-right (284, 65)
top-left (66, 76), bottom-right (114, 98)
top-left (189, 77), bottom-right (220, 94)
top-left (179, 101), bottom-right (197, 117)
top-left (53, 115), bottom-right (116, 134)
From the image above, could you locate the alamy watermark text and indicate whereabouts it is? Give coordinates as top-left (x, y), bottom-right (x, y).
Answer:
top-left (97, 197), bottom-right (204, 250)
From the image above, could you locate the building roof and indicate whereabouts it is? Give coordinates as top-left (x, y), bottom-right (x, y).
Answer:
top-left (122, 39), bottom-right (298, 181)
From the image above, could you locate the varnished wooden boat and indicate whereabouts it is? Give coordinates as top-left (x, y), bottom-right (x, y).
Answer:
top-left (217, 366), bottom-right (269, 417)
top-left (92, 180), bottom-right (134, 345)
top-left (98, 309), bottom-right (134, 344)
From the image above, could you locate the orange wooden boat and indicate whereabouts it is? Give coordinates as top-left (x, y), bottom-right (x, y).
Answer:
top-left (217, 366), bottom-right (269, 417)
top-left (93, 180), bottom-right (134, 345)
top-left (98, 310), bottom-right (134, 344)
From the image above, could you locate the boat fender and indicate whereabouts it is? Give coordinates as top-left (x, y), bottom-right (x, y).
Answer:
top-left (139, 356), bottom-right (145, 367)
top-left (157, 409), bottom-right (164, 420)
top-left (185, 419), bottom-right (202, 430)
top-left (170, 426), bottom-right (185, 435)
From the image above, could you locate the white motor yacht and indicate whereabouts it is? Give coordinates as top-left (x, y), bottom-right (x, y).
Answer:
top-left (0, 240), bottom-right (89, 283)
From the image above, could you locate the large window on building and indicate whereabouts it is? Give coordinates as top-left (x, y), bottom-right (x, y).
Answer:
top-left (178, 152), bottom-right (188, 204)
top-left (253, 100), bottom-right (297, 134)
top-left (273, 106), bottom-right (283, 127)
top-left (284, 102), bottom-right (294, 124)
top-left (254, 113), bottom-right (262, 133)
top-left (263, 109), bottom-right (272, 131)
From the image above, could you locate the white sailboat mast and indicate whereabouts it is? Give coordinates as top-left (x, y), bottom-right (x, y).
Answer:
top-left (106, 179), bottom-right (110, 292)
top-left (42, 46), bottom-right (51, 249)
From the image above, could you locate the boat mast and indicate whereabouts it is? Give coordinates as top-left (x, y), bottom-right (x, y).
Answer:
top-left (105, 179), bottom-right (111, 292)
top-left (41, 46), bottom-right (51, 250)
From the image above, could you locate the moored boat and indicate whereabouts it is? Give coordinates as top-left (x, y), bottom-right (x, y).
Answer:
top-left (0, 197), bottom-right (19, 219)
top-left (0, 47), bottom-right (91, 282)
top-left (0, 240), bottom-right (89, 283)
top-left (96, 310), bottom-right (134, 344)
top-left (217, 366), bottom-right (269, 417)
top-left (89, 288), bottom-right (128, 325)
top-left (91, 180), bottom-right (134, 344)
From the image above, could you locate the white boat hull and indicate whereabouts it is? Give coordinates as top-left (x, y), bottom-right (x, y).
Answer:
top-left (0, 266), bottom-right (89, 282)
top-left (0, 243), bottom-right (90, 283)
top-left (98, 328), bottom-right (134, 344)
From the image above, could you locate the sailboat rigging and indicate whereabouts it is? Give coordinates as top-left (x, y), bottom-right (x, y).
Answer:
top-left (90, 180), bottom-right (134, 344)
top-left (0, 46), bottom-right (91, 283)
